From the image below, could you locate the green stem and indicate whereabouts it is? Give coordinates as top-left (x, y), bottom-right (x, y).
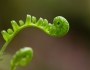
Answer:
top-left (0, 40), bottom-right (11, 55)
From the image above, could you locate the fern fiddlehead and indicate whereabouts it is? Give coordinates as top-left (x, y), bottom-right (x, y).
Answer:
top-left (0, 14), bottom-right (69, 70)
top-left (10, 47), bottom-right (33, 70)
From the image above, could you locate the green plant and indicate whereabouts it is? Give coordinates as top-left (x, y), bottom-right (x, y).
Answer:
top-left (0, 14), bottom-right (69, 70)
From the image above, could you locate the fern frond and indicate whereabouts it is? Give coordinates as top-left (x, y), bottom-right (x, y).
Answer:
top-left (0, 14), bottom-right (69, 70)
top-left (1, 15), bottom-right (69, 42)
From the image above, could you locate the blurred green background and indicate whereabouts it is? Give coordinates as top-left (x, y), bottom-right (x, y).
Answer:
top-left (0, 0), bottom-right (90, 70)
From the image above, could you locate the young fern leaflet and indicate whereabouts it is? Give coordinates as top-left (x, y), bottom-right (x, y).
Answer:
top-left (0, 14), bottom-right (69, 70)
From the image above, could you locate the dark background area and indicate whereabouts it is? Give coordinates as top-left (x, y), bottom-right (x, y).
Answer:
top-left (0, 0), bottom-right (90, 70)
